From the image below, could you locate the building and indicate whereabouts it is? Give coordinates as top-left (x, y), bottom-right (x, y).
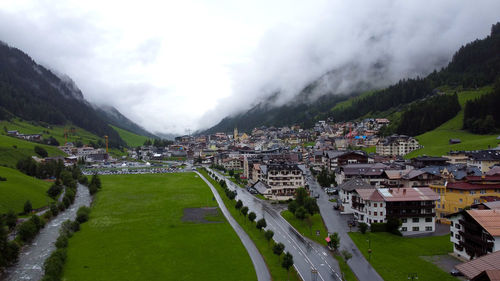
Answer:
top-left (448, 209), bottom-right (500, 260)
top-left (335, 163), bottom-right (388, 186)
top-left (431, 176), bottom-right (500, 222)
top-left (467, 150), bottom-right (500, 173)
top-left (322, 150), bottom-right (371, 171)
top-left (376, 134), bottom-right (421, 156)
top-left (222, 158), bottom-right (243, 170)
top-left (455, 250), bottom-right (500, 279)
top-left (350, 187), bottom-right (439, 233)
top-left (255, 162), bottom-right (305, 200)
top-left (338, 178), bottom-right (374, 214)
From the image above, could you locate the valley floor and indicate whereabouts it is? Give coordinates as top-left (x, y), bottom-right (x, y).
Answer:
top-left (62, 172), bottom-right (256, 281)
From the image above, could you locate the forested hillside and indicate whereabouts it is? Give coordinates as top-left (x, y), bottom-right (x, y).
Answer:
top-left (204, 22), bottom-right (500, 134)
top-left (0, 42), bottom-right (130, 147)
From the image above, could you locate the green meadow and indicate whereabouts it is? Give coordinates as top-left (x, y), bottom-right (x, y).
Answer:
top-left (349, 232), bottom-right (456, 281)
top-left (110, 125), bottom-right (149, 147)
top-left (0, 134), bottom-right (65, 167)
top-left (0, 166), bottom-right (53, 213)
top-left (406, 86), bottom-right (499, 158)
top-left (63, 172), bottom-right (256, 281)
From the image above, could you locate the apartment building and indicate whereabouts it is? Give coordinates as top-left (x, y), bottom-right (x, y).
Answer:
top-left (430, 175), bottom-right (500, 222)
top-left (350, 187), bottom-right (439, 233)
top-left (253, 162), bottom-right (305, 200)
top-left (376, 134), bottom-right (421, 156)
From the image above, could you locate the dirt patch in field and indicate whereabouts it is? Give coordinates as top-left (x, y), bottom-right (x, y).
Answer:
top-left (182, 207), bottom-right (223, 223)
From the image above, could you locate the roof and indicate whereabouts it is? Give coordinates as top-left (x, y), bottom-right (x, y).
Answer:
top-left (473, 270), bottom-right (500, 281)
top-left (342, 163), bottom-right (388, 176)
top-left (355, 189), bottom-right (384, 201)
top-left (467, 209), bottom-right (500, 236)
top-left (338, 178), bottom-right (373, 191)
top-left (484, 201), bottom-right (500, 210)
top-left (456, 250), bottom-right (500, 279)
top-left (384, 170), bottom-right (404, 180)
top-left (378, 187), bottom-right (439, 202)
top-left (446, 182), bottom-right (500, 190)
top-left (251, 181), bottom-right (269, 194)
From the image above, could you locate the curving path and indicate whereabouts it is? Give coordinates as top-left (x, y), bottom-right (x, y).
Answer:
top-left (196, 171), bottom-right (271, 281)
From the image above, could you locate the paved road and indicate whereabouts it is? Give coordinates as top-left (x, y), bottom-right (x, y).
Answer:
top-left (307, 174), bottom-right (384, 281)
top-left (196, 171), bottom-right (271, 281)
top-left (3, 184), bottom-right (92, 281)
top-left (207, 168), bottom-right (342, 281)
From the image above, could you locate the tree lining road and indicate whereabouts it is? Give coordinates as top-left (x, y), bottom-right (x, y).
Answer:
top-left (207, 168), bottom-right (342, 281)
top-left (306, 173), bottom-right (384, 281)
top-left (197, 171), bottom-right (271, 281)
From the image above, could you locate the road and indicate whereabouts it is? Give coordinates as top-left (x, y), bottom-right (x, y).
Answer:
top-left (196, 171), bottom-right (271, 281)
top-left (306, 174), bottom-right (384, 281)
top-left (207, 168), bottom-right (342, 281)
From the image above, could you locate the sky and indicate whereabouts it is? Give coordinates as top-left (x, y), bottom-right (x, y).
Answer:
top-left (0, 1), bottom-right (499, 135)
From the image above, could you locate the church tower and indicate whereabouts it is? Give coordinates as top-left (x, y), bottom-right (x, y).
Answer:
top-left (233, 127), bottom-right (239, 142)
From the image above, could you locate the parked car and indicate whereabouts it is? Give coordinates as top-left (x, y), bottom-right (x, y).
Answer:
top-left (450, 269), bottom-right (463, 276)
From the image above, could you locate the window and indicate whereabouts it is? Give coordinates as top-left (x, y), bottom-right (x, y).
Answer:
top-left (455, 234), bottom-right (460, 239)
top-left (451, 231), bottom-right (454, 237)
top-left (412, 218), bottom-right (419, 223)
top-left (450, 222), bottom-right (454, 227)
top-left (470, 190), bottom-right (476, 195)
top-left (455, 224), bottom-right (460, 230)
top-left (459, 198), bottom-right (463, 203)
top-left (380, 203), bottom-right (383, 207)
top-left (481, 189), bottom-right (486, 194)
top-left (374, 212), bottom-right (378, 216)
top-left (402, 218), bottom-right (407, 223)
top-left (425, 226), bottom-right (432, 231)
top-left (401, 227), bottom-right (407, 232)
top-left (374, 203), bottom-right (377, 207)
top-left (437, 204), bottom-right (440, 208)
top-left (425, 217), bottom-right (432, 222)
top-left (412, 227), bottom-right (419, 231)
top-left (369, 211), bottom-right (371, 215)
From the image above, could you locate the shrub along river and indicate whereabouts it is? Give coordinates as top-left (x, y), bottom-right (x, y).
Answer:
top-left (2, 184), bottom-right (91, 281)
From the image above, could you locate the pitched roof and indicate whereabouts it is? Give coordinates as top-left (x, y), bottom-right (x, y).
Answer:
top-left (467, 209), bottom-right (500, 236)
top-left (456, 251), bottom-right (500, 279)
top-left (355, 189), bottom-right (384, 201)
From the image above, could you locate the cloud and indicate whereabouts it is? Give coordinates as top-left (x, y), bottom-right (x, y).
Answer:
top-left (0, 1), bottom-right (499, 135)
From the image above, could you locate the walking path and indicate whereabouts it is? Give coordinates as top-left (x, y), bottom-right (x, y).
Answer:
top-left (196, 171), bottom-right (271, 281)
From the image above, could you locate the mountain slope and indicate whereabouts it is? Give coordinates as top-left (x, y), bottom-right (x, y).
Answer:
top-left (0, 41), bottom-right (126, 147)
top-left (204, 22), bottom-right (500, 133)
top-left (94, 105), bottom-right (157, 138)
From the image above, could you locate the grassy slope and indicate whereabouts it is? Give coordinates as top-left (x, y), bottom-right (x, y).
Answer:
top-left (110, 125), bottom-right (149, 147)
top-left (349, 232), bottom-right (456, 281)
top-left (63, 173), bottom-right (256, 281)
top-left (0, 118), bottom-right (101, 146)
top-left (0, 166), bottom-right (53, 213)
top-left (0, 134), bottom-right (65, 167)
top-left (199, 169), bottom-right (301, 281)
top-left (405, 86), bottom-right (498, 158)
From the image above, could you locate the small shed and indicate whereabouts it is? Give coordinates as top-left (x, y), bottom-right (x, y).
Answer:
top-left (449, 138), bottom-right (461, 144)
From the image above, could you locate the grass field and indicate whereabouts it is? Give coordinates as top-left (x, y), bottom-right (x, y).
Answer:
top-left (199, 169), bottom-right (301, 281)
top-left (0, 166), bottom-right (53, 214)
top-left (281, 210), bottom-right (328, 245)
top-left (405, 86), bottom-right (499, 158)
top-left (349, 232), bottom-right (456, 281)
top-left (110, 125), bottom-right (149, 147)
top-left (0, 134), bottom-right (65, 167)
top-left (62, 172), bottom-right (256, 281)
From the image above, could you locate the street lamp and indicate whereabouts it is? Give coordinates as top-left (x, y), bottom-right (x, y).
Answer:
top-left (366, 239), bottom-right (372, 262)
top-left (408, 273), bottom-right (418, 280)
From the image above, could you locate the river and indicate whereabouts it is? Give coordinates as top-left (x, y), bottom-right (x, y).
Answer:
top-left (1, 184), bottom-right (92, 281)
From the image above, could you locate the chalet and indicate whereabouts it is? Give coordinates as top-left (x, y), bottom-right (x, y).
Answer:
top-left (254, 162), bottom-right (305, 200)
top-left (338, 178), bottom-right (374, 214)
top-left (322, 150), bottom-right (371, 171)
top-left (335, 163), bottom-right (388, 186)
top-left (411, 156), bottom-right (449, 169)
top-left (448, 209), bottom-right (500, 260)
top-left (351, 187), bottom-right (439, 233)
